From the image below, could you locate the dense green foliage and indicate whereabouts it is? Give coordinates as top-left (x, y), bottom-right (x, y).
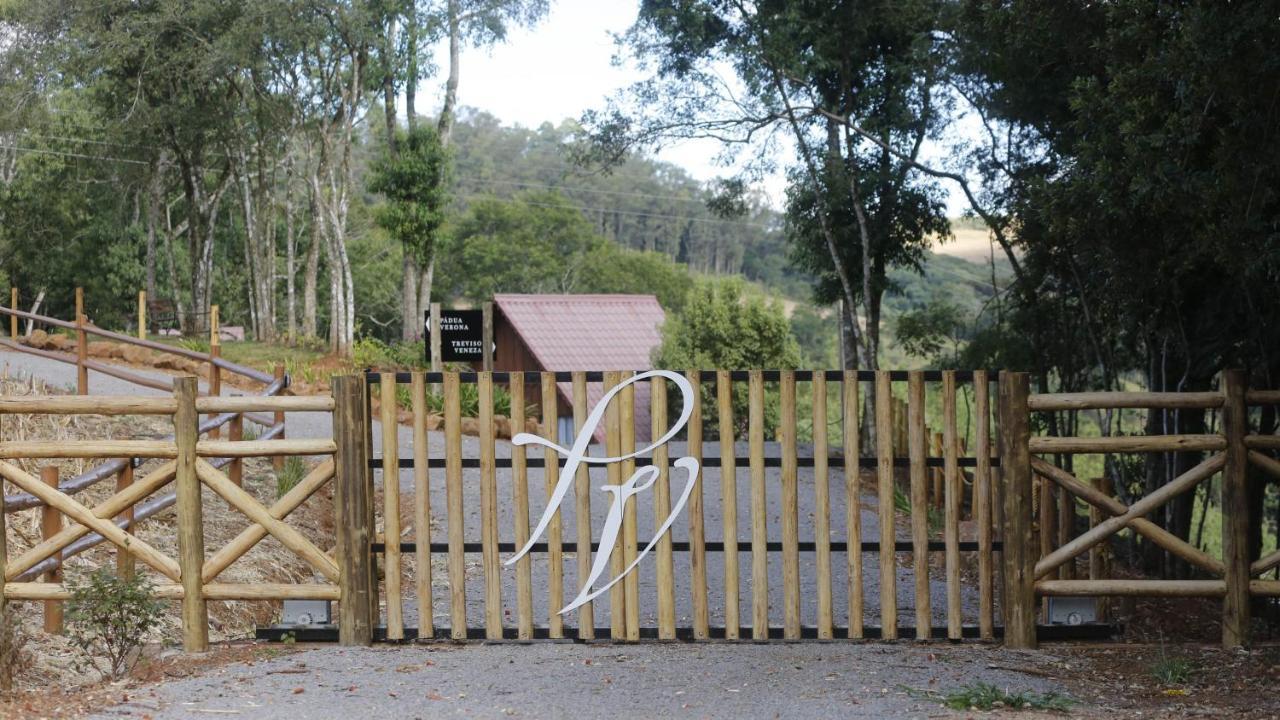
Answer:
top-left (368, 126), bottom-right (451, 270)
top-left (66, 569), bottom-right (164, 679)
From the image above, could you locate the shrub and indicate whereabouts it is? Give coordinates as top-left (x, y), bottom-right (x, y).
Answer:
top-left (1150, 651), bottom-right (1196, 685)
top-left (919, 682), bottom-right (1076, 712)
top-left (65, 569), bottom-right (164, 679)
top-left (276, 456), bottom-right (308, 498)
top-left (0, 604), bottom-right (31, 694)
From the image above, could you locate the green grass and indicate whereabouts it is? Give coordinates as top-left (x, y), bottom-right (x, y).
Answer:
top-left (1150, 650), bottom-right (1197, 685)
top-left (907, 682), bottom-right (1076, 712)
top-left (275, 457), bottom-right (308, 498)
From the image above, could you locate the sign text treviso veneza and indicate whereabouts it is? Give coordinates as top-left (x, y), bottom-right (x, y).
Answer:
top-left (505, 370), bottom-right (700, 615)
top-left (426, 309), bottom-right (493, 362)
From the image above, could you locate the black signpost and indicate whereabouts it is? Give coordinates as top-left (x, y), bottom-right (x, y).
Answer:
top-left (426, 308), bottom-right (493, 363)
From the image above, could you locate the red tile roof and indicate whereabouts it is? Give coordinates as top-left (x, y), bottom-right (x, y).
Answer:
top-left (494, 294), bottom-right (666, 440)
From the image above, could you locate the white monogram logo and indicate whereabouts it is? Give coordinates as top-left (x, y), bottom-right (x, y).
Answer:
top-left (505, 370), bottom-right (700, 615)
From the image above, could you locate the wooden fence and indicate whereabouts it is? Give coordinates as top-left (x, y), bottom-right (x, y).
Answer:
top-left (358, 369), bottom-right (1000, 643)
top-left (1000, 370), bottom-right (1280, 649)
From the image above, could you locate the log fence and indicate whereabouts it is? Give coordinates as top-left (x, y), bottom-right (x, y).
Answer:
top-left (1000, 369), bottom-right (1280, 649)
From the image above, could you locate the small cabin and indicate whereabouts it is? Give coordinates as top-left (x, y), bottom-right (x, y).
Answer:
top-left (490, 293), bottom-right (665, 443)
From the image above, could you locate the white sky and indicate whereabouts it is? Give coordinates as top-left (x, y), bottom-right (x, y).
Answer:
top-left (418, 0), bottom-right (974, 216)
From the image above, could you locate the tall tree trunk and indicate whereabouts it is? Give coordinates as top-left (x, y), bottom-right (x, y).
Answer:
top-left (285, 156), bottom-right (297, 338)
top-left (302, 181), bottom-right (321, 338)
top-left (402, 256), bottom-right (419, 340)
top-left (405, 1), bottom-right (418, 133)
top-left (163, 197), bottom-right (186, 333)
top-left (144, 154), bottom-right (166, 300)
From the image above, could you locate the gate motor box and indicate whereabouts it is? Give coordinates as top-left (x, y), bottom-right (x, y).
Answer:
top-left (281, 599), bottom-right (332, 627)
top-left (1047, 596), bottom-right (1098, 625)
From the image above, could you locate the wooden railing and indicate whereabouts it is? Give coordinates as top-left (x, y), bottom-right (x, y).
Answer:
top-left (0, 381), bottom-right (342, 651)
top-left (0, 289), bottom-right (292, 579)
top-left (999, 369), bottom-right (1280, 650)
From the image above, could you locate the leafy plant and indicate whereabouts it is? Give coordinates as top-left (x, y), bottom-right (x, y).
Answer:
top-left (1150, 650), bottom-right (1196, 685)
top-left (276, 456), bottom-right (308, 498)
top-left (893, 486), bottom-right (942, 532)
top-left (908, 682), bottom-right (1076, 712)
top-left (175, 337), bottom-right (210, 354)
top-left (0, 604), bottom-right (31, 694)
top-left (65, 569), bottom-right (164, 679)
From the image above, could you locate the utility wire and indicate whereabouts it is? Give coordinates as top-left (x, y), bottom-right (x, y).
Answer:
top-left (0, 143), bottom-right (149, 166)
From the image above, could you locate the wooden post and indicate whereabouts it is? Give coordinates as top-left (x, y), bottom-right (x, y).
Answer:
top-left (1222, 369), bottom-right (1251, 648)
top-left (943, 371), bottom-right (962, 640)
top-left (410, 371), bottom-right (434, 640)
top-left (716, 371), bottom-right (739, 639)
top-left (843, 371), bottom-right (862, 639)
top-left (779, 370), bottom-right (800, 640)
top-left (541, 372), bottom-right (564, 639)
top-left (974, 370), bottom-right (995, 640)
top-left (332, 375), bottom-right (376, 646)
top-left (686, 369), bottom-right (709, 639)
top-left (998, 372), bottom-right (1036, 649)
top-left (907, 371), bottom-right (930, 639)
top-left (228, 414), bottom-right (243, 487)
top-left (481, 301), bottom-right (493, 372)
top-left (444, 373), bottom-right (468, 639)
top-left (8, 286), bottom-right (16, 338)
top-left (272, 364), bottom-right (286, 472)
top-left (41, 466), bottom-right (63, 634)
top-left (429, 303), bottom-right (442, 372)
top-left (1088, 476), bottom-right (1111, 622)
top-left (208, 306), bottom-right (221, 439)
top-left (116, 462), bottom-right (135, 579)
top-left (138, 290), bottom-right (147, 340)
top-left (875, 371), bottom-right (897, 639)
top-left (173, 376), bottom-right (208, 652)
top-left (75, 287), bottom-right (87, 395)
top-left (748, 370), bottom-right (769, 640)
top-left (380, 375), bottom-right (404, 640)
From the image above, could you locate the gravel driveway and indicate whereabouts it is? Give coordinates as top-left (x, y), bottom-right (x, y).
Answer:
top-left (89, 643), bottom-right (1074, 720)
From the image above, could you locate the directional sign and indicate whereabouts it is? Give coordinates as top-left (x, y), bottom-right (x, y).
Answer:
top-left (426, 309), bottom-right (493, 362)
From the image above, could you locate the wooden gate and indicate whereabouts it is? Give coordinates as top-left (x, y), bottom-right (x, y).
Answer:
top-left (357, 369), bottom-right (1001, 642)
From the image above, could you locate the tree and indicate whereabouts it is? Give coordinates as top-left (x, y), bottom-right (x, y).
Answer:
top-left (586, 0), bottom-right (952, 371)
top-left (369, 125), bottom-right (449, 337)
top-left (653, 277), bottom-right (801, 436)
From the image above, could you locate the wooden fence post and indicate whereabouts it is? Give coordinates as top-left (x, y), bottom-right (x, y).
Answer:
top-left (1222, 369), bottom-right (1251, 648)
top-left (41, 466), bottom-right (63, 634)
top-left (138, 290), bottom-right (147, 340)
top-left (998, 371), bottom-right (1036, 649)
top-left (8, 287), bottom-right (16, 338)
top-left (228, 413), bottom-right (243, 487)
top-left (174, 376), bottom-right (208, 652)
top-left (272, 363), bottom-right (286, 472)
top-left (481, 301), bottom-right (493, 372)
top-left (75, 287), bottom-right (87, 395)
top-left (208, 306), bottom-right (221, 440)
top-left (116, 462), bottom-right (136, 580)
top-left (332, 375), bottom-right (376, 646)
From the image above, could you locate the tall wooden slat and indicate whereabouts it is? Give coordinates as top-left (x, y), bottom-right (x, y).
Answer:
top-left (686, 369), bottom-right (709, 639)
top-left (843, 371), bottom-right (862, 638)
top-left (620, 373), bottom-right (640, 641)
top-left (410, 372), bottom-right (433, 640)
top-left (717, 371), bottom-right (739, 639)
top-left (379, 377), bottom-right (404, 640)
top-left (1038, 442), bottom-right (1055, 620)
top-left (572, 372), bottom-right (594, 639)
top-left (603, 371), bottom-right (625, 638)
top-left (780, 371), bottom-right (800, 639)
top-left (478, 372), bottom-right (502, 639)
top-left (931, 432), bottom-right (944, 510)
top-left (652, 375), bottom-right (676, 639)
top-left (174, 376), bottom-right (207, 652)
top-left (748, 370), bottom-right (769, 639)
top-left (75, 287), bottom-right (87, 395)
top-left (541, 372), bottom-right (564, 638)
top-left (509, 373), bottom-right (533, 639)
top-left (974, 370), bottom-right (994, 639)
top-left (907, 372), bottom-right (930, 639)
top-left (942, 371), bottom-right (962, 640)
top-left (875, 371), bottom-right (897, 639)
top-left (812, 372), bottom-right (832, 639)
top-left (443, 372), bottom-right (467, 640)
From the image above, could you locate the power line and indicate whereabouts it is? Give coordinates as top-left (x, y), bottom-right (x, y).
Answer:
top-left (454, 190), bottom-right (775, 230)
top-left (470, 177), bottom-right (716, 205)
top-left (0, 143), bottom-right (148, 166)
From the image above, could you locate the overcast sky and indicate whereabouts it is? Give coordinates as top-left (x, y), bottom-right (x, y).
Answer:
top-left (419, 0), bottom-right (974, 216)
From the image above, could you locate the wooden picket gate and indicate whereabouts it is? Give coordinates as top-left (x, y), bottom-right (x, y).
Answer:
top-left (353, 369), bottom-right (1002, 643)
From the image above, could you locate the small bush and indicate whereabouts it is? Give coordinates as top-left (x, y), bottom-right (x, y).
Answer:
top-left (1150, 652), bottom-right (1196, 685)
top-left (175, 337), bottom-right (210, 354)
top-left (909, 682), bottom-right (1076, 712)
top-left (0, 604), bottom-right (31, 694)
top-left (276, 456), bottom-right (308, 498)
top-left (65, 569), bottom-right (164, 679)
